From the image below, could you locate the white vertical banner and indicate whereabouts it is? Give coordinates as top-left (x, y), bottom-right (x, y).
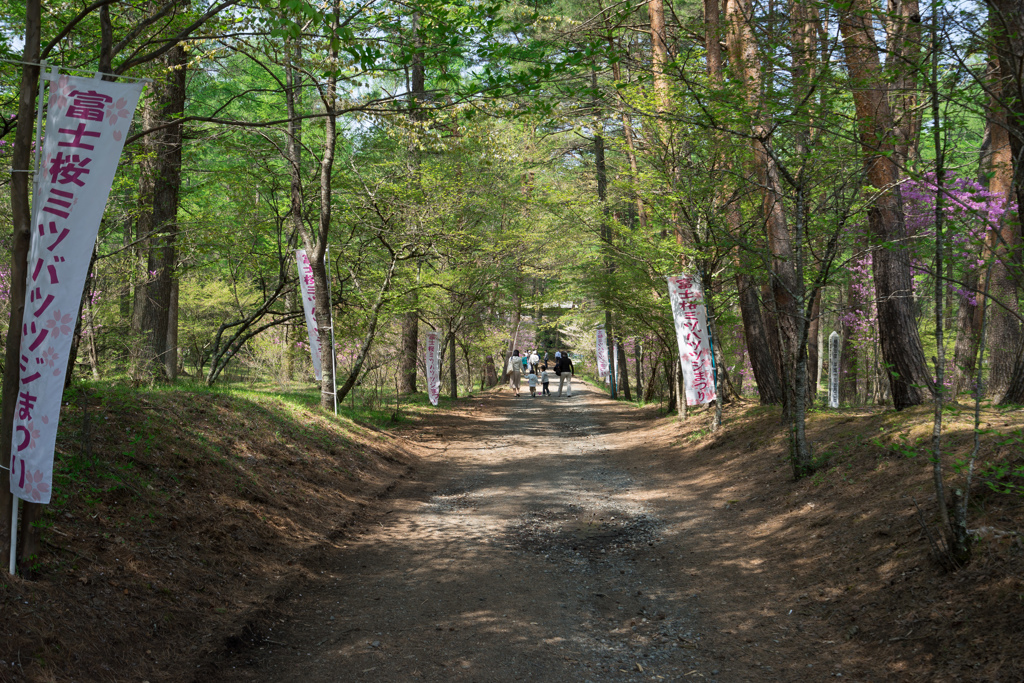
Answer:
top-left (11, 72), bottom-right (145, 504)
top-left (425, 330), bottom-right (441, 406)
top-left (667, 274), bottom-right (716, 406)
top-left (595, 327), bottom-right (609, 378)
top-left (828, 331), bottom-right (841, 408)
top-left (295, 249), bottom-right (322, 381)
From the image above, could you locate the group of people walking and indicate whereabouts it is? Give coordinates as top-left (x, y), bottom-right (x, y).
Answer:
top-left (507, 350), bottom-right (574, 398)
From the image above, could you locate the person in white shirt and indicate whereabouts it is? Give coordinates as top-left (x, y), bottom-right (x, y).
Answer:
top-left (540, 365), bottom-right (551, 396)
top-left (529, 350), bottom-right (540, 373)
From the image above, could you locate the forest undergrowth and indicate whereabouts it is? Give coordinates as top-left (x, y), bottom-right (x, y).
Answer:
top-left (645, 398), bottom-right (1024, 681)
top-left (0, 383), bottom-right (1022, 681)
top-left (0, 381), bottom-right (424, 683)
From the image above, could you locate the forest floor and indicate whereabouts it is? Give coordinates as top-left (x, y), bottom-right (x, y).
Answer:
top-left (1, 379), bottom-right (1023, 682)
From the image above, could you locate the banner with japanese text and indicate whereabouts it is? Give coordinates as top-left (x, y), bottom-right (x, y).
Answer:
top-left (595, 328), bottom-right (609, 378)
top-left (11, 73), bottom-right (144, 503)
top-left (425, 330), bottom-right (441, 406)
top-left (667, 274), bottom-right (716, 406)
top-left (295, 249), bottom-right (323, 382)
top-left (828, 331), bottom-right (840, 408)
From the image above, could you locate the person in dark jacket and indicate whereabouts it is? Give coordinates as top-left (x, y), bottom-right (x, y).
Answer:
top-left (555, 351), bottom-right (574, 397)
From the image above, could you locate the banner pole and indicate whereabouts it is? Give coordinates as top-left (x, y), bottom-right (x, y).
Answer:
top-left (8, 498), bottom-right (18, 575)
top-left (32, 61), bottom-right (48, 201)
top-left (326, 247), bottom-right (337, 416)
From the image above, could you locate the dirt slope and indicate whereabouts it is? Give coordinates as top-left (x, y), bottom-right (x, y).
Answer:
top-left (0, 385), bottom-right (418, 683)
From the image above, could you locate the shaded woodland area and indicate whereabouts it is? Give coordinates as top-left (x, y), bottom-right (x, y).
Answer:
top-left (2, 0), bottom-right (1024, 677)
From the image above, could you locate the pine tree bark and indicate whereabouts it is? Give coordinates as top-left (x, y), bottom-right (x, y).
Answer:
top-left (885, 0), bottom-right (923, 169)
top-left (990, 0), bottom-right (1024, 404)
top-left (617, 339), bottom-right (632, 401)
top-left (634, 339), bottom-right (643, 400)
top-left (806, 289), bottom-right (821, 403)
top-left (836, 0), bottom-right (933, 409)
top-left (981, 58), bottom-right (1022, 400)
top-left (398, 15), bottom-right (426, 394)
top-left (726, 0), bottom-right (801, 413)
top-left (0, 0), bottom-right (40, 568)
top-left (166, 277), bottom-right (179, 380)
top-left (951, 269), bottom-right (981, 397)
top-left (400, 307), bottom-right (419, 393)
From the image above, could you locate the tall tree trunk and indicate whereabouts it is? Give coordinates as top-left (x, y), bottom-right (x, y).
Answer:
top-left (132, 44), bottom-right (187, 381)
top-left (285, 30), bottom-right (339, 411)
top-left (991, 0), bottom-right (1024, 403)
top-left (649, 0), bottom-right (671, 120)
top-left (665, 357), bottom-right (677, 413)
top-left (166, 277), bottom-right (179, 380)
top-left (644, 347), bottom-right (662, 402)
top-left (0, 0), bottom-right (41, 570)
top-left (711, 0), bottom-right (780, 407)
top-left (610, 46), bottom-right (647, 229)
top-left (759, 282), bottom-right (788, 404)
top-left (400, 306), bottom-right (419, 393)
top-left (885, 0), bottom-right (923, 169)
top-left (649, 0), bottom-right (683, 241)
top-left (836, 0), bottom-right (933, 409)
top-left (617, 338), bottom-right (631, 401)
top-left (635, 339), bottom-right (644, 400)
top-left (981, 58), bottom-right (1021, 400)
top-left (806, 288), bottom-right (821, 403)
top-left (399, 15), bottom-right (426, 394)
top-left (726, 0), bottom-right (801, 416)
top-left (952, 270), bottom-right (981, 397)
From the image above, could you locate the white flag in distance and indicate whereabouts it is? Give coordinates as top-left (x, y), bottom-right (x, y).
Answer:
top-left (425, 330), bottom-right (441, 406)
top-left (667, 274), bottom-right (716, 406)
top-left (11, 73), bottom-right (144, 504)
top-left (828, 331), bottom-right (841, 408)
top-left (295, 250), bottom-right (323, 381)
top-left (595, 328), bottom-right (609, 379)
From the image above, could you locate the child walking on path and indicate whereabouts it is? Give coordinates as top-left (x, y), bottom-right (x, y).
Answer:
top-left (541, 365), bottom-right (550, 396)
top-left (527, 370), bottom-right (538, 397)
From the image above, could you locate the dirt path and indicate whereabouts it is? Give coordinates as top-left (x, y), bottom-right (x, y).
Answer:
top-left (199, 381), bottom-right (858, 682)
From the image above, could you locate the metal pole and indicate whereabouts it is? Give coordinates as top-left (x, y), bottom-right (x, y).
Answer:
top-left (32, 62), bottom-right (49, 200)
top-left (9, 498), bottom-right (18, 575)
top-left (326, 247), bottom-right (337, 415)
